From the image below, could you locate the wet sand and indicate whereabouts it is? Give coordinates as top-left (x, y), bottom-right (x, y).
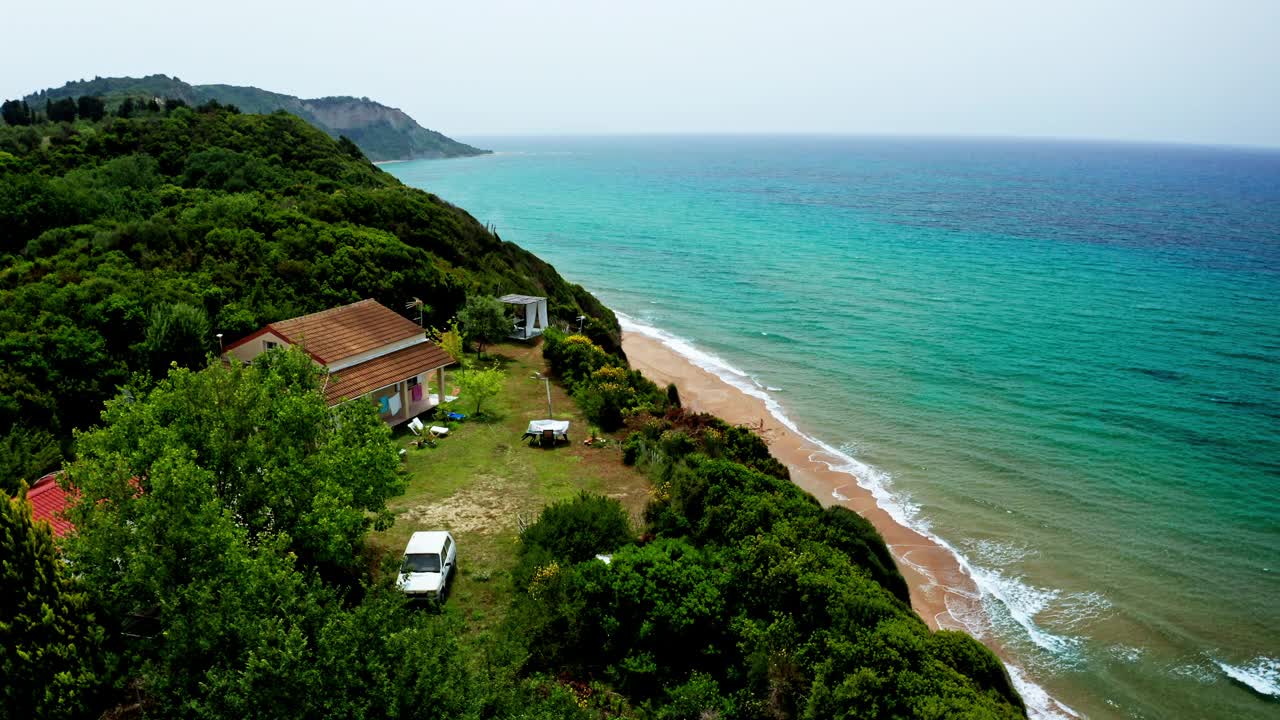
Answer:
top-left (623, 331), bottom-right (987, 634)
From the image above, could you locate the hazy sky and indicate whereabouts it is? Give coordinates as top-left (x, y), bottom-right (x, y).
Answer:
top-left (6, 0), bottom-right (1279, 146)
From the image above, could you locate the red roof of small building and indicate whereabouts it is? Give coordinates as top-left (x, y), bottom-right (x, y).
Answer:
top-left (28, 473), bottom-right (73, 537)
top-left (224, 299), bottom-right (425, 365)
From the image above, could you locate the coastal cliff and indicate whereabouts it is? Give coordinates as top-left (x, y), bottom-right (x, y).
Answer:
top-left (19, 74), bottom-right (488, 161)
top-left (0, 106), bottom-right (1025, 719)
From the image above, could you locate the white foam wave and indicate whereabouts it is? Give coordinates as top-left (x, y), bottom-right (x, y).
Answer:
top-left (1170, 661), bottom-right (1217, 685)
top-left (1108, 644), bottom-right (1144, 664)
top-left (619, 313), bottom-right (1084, 717)
top-left (1007, 664), bottom-right (1083, 719)
top-left (1043, 591), bottom-right (1113, 634)
top-left (963, 538), bottom-right (1038, 567)
top-left (1214, 656), bottom-right (1280, 697)
top-left (964, 565), bottom-right (1084, 659)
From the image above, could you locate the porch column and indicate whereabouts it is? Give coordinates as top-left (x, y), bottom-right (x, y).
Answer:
top-left (436, 367), bottom-right (446, 405)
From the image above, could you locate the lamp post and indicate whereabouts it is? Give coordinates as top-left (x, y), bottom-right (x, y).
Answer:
top-left (532, 373), bottom-right (552, 417)
top-left (216, 333), bottom-right (223, 352)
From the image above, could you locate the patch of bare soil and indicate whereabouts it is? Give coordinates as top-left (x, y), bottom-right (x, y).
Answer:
top-left (399, 474), bottom-right (525, 534)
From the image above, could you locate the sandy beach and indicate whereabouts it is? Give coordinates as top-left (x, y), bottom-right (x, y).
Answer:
top-left (622, 330), bottom-right (987, 635)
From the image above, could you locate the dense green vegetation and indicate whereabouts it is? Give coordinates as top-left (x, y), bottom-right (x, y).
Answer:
top-left (2, 349), bottom-right (595, 719)
top-left (2, 483), bottom-right (105, 719)
top-left (0, 106), bottom-right (616, 492)
top-left (504, 333), bottom-right (1025, 718)
top-left (19, 74), bottom-right (489, 161)
top-left (0, 101), bottom-right (1024, 719)
top-left (542, 328), bottom-right (669, 431)
top-left (2, 341), bottom-right (1024, 720)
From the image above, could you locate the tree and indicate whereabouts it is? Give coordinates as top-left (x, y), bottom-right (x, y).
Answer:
top-left (452, 364), bottom-right (505, 416)
top-left (141, 301), bottom-right (212, 376)
top-left (432, 319), bottom-right (466, 367)
top-left (1, 99), bottom-right (32, 126)
top-left (67, 347), bottom-right (404, 573)
top-left (0, 428), bottom-right (61, 496)
top-left (46, 97), bottom-right (78, 123)
top-left (337, 135), bottom-right (365, 161)
top-left (457, 295), bottom-right (510, 359)
top-left (117, 97), bottom-right (135, 118)
top-left (76, 96), bottom-right (106, 122)
top-left (1, 484), bottom-right (106, 720)
top-left (56, 352), bottom-right (496, 718)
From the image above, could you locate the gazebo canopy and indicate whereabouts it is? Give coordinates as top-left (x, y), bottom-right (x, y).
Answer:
top-left (498, 294), bottom-right (544, 305)
top-left (499, 295), bottom-right (549, 340)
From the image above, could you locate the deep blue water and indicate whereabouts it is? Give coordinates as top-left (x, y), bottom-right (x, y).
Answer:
top-left (388, 136), bottom-right (1280, 718)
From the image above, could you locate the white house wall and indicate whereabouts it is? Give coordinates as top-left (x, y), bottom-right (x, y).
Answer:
top-left (225, 330), bottom-right (291, 364)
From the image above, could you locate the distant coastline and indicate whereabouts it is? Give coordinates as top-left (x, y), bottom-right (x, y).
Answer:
top-left (20, 74), bottom-right (490, 163)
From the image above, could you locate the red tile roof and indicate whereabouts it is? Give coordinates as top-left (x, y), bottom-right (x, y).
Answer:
top-left (271, 299), bottom-right (425, 364)
top-left (325, 342), bottom-right (454, 405)
top-left (224, 300), bottom-right (426, 365)
top-left (28, 473), bottom-right (73, 537)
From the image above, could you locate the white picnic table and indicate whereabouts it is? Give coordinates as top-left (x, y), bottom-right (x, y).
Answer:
top-left (523, 419), bottom-right (569, 444)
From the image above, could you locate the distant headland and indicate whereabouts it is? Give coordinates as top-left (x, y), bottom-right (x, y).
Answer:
top-left (20, 74), bottom-right (489, 162)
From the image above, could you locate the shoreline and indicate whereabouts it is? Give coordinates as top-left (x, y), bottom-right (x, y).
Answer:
top-left (621, 331), bottom-right (976, 631)
top-left (621, 327), bottom-right (1077, 719)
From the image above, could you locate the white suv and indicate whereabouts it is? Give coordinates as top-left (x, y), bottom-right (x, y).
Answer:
top-left (397, 531), bottom-right (456, 601)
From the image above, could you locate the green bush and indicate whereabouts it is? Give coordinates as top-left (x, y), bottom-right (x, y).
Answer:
top-left (928, 630), bottom-right (1025, 712)
top-left (1, 484), bottom-right (107, 720)
top-left (656, 672), bottom-right (734, 720)
top-left (542, 328), bottom-right (611, 388)
top-left (544, 330), bottom-right (666, 431)
top-left (518, 492), bottom-right (635, 568)
top-left (818, 505), bottom-right (911, 605)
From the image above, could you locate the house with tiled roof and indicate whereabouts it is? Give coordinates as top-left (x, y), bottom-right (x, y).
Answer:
top-left (28, 472), bottom-right (74, 537)
top-left (222, 299), bottom-right (455, 424)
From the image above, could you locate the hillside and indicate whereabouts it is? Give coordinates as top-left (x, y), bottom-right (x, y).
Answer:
top-left (0, 102), bottom-right (1025, 720)
top-left (19, 74), bottom-right (489, 161)
top-left (0, 105), bottom-right (612, 485)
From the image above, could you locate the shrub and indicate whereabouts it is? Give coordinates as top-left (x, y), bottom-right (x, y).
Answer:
top-left (818, 505), bottom-right (911, 605)
top-left (519, 492), bottom-right (635, 567)
top-left (543, 329), bottom-right (611, 388)
top-left (928, 630), bottom-right (1025, 712)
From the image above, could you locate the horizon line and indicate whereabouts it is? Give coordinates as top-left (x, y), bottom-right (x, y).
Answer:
top-left (441, 130), bottom-right (1280, 153)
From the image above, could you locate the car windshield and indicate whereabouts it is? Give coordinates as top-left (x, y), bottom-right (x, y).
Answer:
top-left (402, 553), bottom-right (441, 574)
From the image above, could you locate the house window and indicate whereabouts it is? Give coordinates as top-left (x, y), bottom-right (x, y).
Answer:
top-left (407, 376), bottom-right (419, 388)
top-left (264, 340), bottom-right (279, 351)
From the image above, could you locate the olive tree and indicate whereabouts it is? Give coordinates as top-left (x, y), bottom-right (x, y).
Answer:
top-left (457, 295), bottom-right (510, 359)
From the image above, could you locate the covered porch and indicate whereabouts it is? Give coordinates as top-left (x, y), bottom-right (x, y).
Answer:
top-left (499, 294), bottom-right (549, 341)
top-left (325, 343), bottom-right (455, 426)
top-left (368, 374), bottom-right (449, 426)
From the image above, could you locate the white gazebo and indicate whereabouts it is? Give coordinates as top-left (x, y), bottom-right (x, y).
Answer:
top-left (499, 294), bottom-right (549, 341)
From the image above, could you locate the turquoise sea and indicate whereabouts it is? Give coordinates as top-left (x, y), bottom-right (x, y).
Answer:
top-left (388, 136), bottom-right (1280, 719)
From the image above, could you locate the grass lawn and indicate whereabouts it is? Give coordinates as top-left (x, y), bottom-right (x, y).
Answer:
top-left (368, 341), bottom-right (651, 637)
